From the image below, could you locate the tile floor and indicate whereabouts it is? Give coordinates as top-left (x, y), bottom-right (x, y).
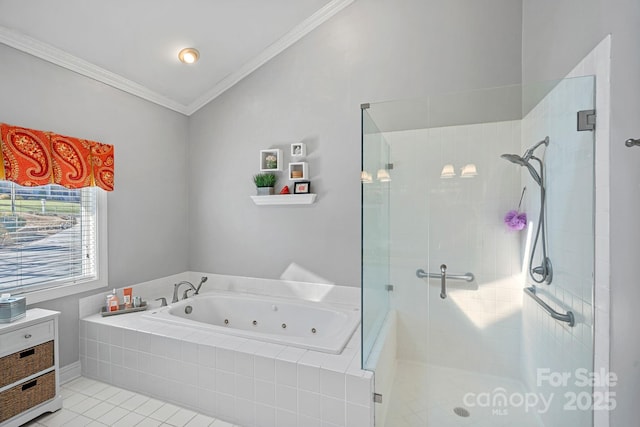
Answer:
top-left (383, 362), bottom-right (545, 427)
top-left (26, 376), bottom-right (240, 427)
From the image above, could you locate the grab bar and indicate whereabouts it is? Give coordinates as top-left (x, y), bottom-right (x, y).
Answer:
top-left (415, 269), bottom-right (475, 282)
top-left (524, 286), bottom-right (575, 327)
top-left (416, 266), bottom-right (475, 300)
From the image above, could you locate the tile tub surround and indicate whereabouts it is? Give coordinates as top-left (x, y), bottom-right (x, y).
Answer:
top-left (79, 274), bottom-right (373, 427)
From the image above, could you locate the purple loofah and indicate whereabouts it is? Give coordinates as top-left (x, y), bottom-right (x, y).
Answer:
top-left (504, 210), bottom-right (527, 231)
top-left (505, 187), bottom-right (528, 230)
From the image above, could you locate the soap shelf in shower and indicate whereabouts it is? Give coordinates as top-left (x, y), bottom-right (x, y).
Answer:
top-left (250, 194), bottom-right (317, 205)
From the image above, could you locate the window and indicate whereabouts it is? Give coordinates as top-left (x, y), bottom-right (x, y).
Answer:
top-left (0, 182), bottom-right (107, 302)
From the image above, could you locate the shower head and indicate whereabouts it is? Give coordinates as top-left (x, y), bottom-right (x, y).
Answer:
top-left (500, 137), bottom-right (549, 186)
top-left (500, 153), bottom-right (528, 167)
top-left (501, 153), bottom-right (542, 185)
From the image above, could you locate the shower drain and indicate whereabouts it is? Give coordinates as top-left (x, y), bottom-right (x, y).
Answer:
top-left (453, 407), bottom-right (470, 418)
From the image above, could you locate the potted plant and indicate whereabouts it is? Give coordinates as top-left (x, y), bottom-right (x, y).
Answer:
top-left (253, 173), bottom-right (277, 195)
top-left (265, 154), bottom-right (278, 169)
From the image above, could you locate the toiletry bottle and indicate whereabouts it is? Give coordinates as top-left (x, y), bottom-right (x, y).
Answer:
top-left (123, 287), bottom-right (132, 309)
top-left (107, 289), bottom-right (119, 312)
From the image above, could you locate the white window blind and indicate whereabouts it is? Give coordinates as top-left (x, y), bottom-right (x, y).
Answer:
top-left (0, 182), bottom-right (97, 294)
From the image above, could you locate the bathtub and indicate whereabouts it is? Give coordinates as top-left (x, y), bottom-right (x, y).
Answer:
top-left (142, 292), bottom-right (360, 354)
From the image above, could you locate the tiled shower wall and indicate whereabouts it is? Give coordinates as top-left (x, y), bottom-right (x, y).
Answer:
top-left (520, 36), bottom-right (610, 427)
top-left (384, 121), bottom-right (525, 379)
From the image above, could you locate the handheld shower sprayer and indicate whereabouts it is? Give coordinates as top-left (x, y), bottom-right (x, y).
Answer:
top-left (501, 136), bottom-right (553, 284)
top-left (194, 276), bottom-right (208, 295)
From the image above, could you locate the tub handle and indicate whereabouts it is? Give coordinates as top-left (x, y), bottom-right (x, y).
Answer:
top-left (155, 297), bottom-right (168, 307)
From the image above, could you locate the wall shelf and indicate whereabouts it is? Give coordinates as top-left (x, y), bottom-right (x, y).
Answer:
top-left (250, 194), bottom-right (317, 205)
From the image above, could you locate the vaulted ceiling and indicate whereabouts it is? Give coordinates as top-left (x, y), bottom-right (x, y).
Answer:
top-left (0, 0), bottom-right (353, 115)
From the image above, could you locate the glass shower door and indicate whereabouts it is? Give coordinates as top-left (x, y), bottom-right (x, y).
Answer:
top-left (361, 107), bottom-right (391, 369)
top-left (519, 75), bottom-right (596, 427)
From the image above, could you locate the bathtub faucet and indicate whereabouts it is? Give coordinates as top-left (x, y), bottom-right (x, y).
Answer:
top-left (172, 281), bottom-right (197, 303)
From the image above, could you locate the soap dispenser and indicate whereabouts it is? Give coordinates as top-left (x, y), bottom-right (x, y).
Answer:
top-left (107, 289), bottom-right (119, 312)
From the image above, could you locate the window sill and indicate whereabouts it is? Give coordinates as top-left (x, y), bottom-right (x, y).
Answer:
top-left (19, 278), bottom-right (108, 305)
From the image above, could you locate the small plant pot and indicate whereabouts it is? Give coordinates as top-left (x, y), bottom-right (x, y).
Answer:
top-left (257, 187), bottom-right (275, 196)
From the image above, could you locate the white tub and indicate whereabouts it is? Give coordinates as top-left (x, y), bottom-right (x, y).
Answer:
top-left (142, 292), bottom-right (360, 354)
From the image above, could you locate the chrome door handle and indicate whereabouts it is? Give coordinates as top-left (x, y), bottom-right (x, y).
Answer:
top-left (440, 264), bottom-right (447, 299)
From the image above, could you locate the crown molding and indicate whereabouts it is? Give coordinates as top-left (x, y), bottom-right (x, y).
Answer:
top-left (0, 0), bottom-right (354, 117)
top-left (0, 26), bottom-right (191, 115)
top-left (184, 0), bottom-right (355, 115)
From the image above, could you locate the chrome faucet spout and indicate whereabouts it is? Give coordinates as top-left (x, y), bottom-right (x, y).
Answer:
top-left (172, 281), bottom-right (197, 303)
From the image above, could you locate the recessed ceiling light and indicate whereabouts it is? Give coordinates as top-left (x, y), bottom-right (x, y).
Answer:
top-left (178, 48), bottom-right (200, 64)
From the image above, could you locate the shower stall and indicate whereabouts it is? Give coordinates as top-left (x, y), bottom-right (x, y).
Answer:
top-left (361, 76), bottom-right (595, 427)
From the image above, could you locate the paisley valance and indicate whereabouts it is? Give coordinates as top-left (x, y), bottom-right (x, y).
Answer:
top-left (0, 123), bottom-right (114, 191)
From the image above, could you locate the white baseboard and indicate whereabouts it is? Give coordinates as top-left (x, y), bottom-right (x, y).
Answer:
top-left (59, 361), bottom-right (82, 384)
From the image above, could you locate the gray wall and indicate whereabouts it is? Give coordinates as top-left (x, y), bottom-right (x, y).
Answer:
top-left (187, 0), bottom-right (523, 286)
top-left (0, 45), bottom-right (190, 366)
top-left (523, 1), bottom-right (640, 425)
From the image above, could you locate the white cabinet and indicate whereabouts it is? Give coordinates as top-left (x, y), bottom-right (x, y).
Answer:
top-left (0, 309), bottom-right (62, 426)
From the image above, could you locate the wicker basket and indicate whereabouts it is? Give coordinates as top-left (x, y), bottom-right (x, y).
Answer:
top-left (0, 341), bottom-right (54, 389)
top-left (0, 371), bottom-right (56, 423)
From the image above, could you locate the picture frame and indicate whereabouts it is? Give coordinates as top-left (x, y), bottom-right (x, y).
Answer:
top-left (293, 181), bottom-right (311, 194)
top-left (259, 149), bottom-right (283, 171)
top-left (291, 143), bottom-right (306, 157)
